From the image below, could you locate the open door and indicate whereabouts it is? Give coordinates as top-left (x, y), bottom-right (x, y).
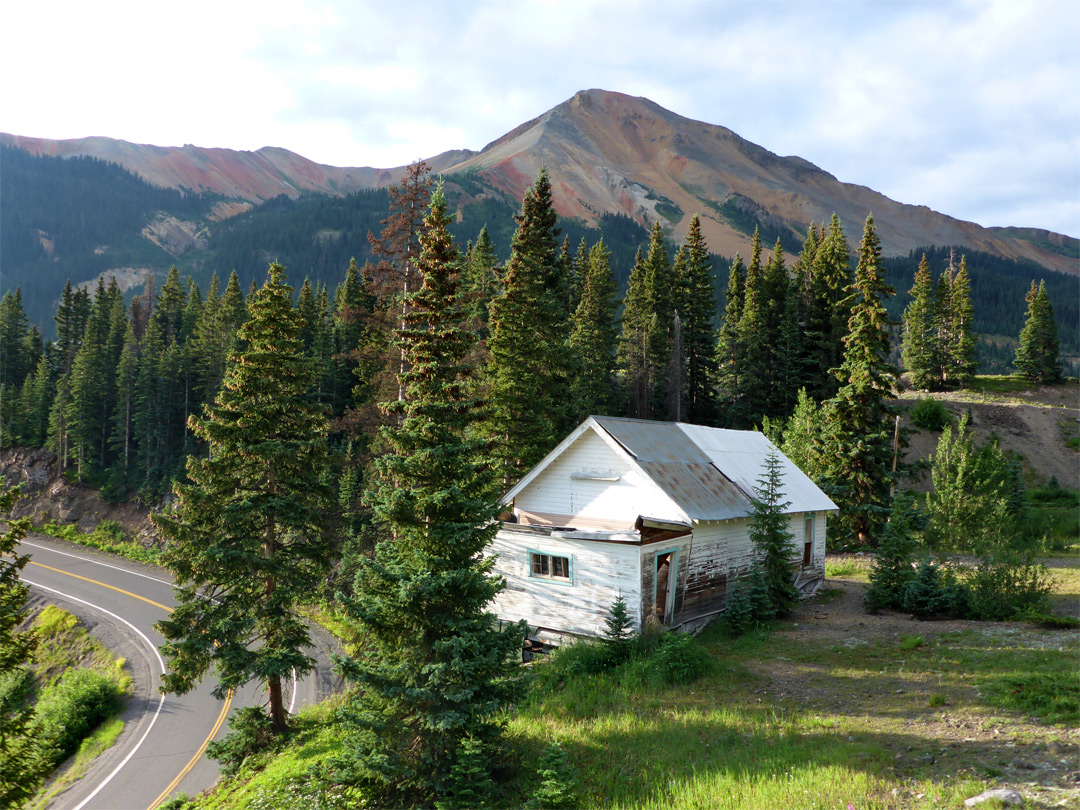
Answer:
top-left (654, 551), bottom-right (676, 625)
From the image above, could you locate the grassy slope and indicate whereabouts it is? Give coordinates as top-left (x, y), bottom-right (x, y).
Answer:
top-left (25, 605), bottom-right (132, 807)
top-left (181, 558), bottom-right (1078, 810)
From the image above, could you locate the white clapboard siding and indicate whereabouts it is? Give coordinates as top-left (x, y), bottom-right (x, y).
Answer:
top-left (514, 429), bottom-right (685, 528)
top-left (489, 527), bottom-right (641, 637)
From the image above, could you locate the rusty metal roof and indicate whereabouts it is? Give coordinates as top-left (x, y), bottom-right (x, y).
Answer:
top-left (593, 417), bottom-right (837, 522)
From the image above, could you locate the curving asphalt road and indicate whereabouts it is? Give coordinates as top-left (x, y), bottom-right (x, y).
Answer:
top-left (18, 534), bottom-right (341, 810)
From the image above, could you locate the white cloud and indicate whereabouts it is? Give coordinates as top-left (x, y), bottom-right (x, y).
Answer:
top-left (1, 0), bottom-right (1076, 234)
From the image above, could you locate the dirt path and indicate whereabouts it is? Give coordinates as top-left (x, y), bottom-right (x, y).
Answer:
top-left (746, 574), bottom-right (1080, 808)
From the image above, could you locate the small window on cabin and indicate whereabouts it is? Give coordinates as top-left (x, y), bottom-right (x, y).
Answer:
top-left (803, 515), bottom-right (814, 566)
top-left (529, 552), bottom-right (572, 583)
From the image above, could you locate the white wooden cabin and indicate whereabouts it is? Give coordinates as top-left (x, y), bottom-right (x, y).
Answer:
top-left (488, 416), bottom-right (837, 643)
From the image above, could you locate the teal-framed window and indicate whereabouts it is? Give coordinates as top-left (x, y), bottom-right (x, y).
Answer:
top-left (803, 514), bottom-right (815, 566)
top-left (528, 549), bottom-right (574, 585)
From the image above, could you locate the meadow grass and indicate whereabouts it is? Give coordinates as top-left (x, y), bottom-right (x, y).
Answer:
top-left (183, 566), bottom-right (1078, 810)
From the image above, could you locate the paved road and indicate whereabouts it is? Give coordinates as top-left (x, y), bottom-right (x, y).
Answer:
top-left (18, 535), bottom-right (340, 810)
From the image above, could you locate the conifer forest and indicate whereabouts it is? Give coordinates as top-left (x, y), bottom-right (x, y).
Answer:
top-left (0, 162), bottom-right (1075, 808)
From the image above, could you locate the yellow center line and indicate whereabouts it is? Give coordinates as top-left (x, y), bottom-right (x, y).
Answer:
top-left (27, 558), bottom-right (234, 810)
top-left (28, 560), bottom-right (171, 611)
top-left (146, 689), bottom-right (234, 810)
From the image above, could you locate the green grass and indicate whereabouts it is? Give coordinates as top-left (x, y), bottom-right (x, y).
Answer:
top-left (36, 519), bottom-right (160, 563)
top-left (24, 606), bottom-right (131, 805)
top-left (184, 563), bottom-right (1079, 809)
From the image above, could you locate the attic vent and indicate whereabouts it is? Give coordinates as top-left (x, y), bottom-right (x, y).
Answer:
top-left (569, 471), bottom-right (621, 482)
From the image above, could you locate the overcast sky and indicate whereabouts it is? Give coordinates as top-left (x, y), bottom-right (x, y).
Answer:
top-left (3, 0), bottom-right (1077, 236)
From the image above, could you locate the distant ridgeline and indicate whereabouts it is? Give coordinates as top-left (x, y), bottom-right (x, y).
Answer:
top-left (1, 144), bottom-right (1074, 370)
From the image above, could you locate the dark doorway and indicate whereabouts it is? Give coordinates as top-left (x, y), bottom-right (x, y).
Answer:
top-left (655, 552), bottom-right (675, 624)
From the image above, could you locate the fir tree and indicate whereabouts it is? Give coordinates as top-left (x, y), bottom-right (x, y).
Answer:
top-left (677, 215), bottom-right (718, 425)
top-left (748, 450), bottom-right (800, 616)
top-left (1014, 280), bottom-right (1062, 383)
top-left (485, 168), bottom-right (573, 482)
top-left (569, 239), bottom-right (620, 420)
top-left (619, 248), bottom-right (652, 418)
top-left (155, 263), bottom-right (334, 733)
top-left (945, 257), bottom-right (977, 387)
top-left (715, 254), bottom-right (746, 426)
top-left (642, 221), bottom-right (675, 417)
top-left (335, 187), bottom-right (522, 805)
top-left (901, 254), bottom-right (938, 390)
top-left (821, 214), bottom-right (899, 546)
top-left (734, 229), bottom-right (769, 427)
top-left (0, 485), bottom-right (42, 807)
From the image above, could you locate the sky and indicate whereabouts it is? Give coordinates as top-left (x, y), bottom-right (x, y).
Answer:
top-left (3, 0), bottom-right (1078, 237)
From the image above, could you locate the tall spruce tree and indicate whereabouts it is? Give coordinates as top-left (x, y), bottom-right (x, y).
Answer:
top-left (944, 257), bottom-right (977, 387)
top-left (335, 187), bottom-right (522, 805)
top-left (715, 254), bottom-right (746, 426)
top-left (155, 263), bottom-right (334, 733)
top-left (485, 167), bottom-right (573, 482)
top-left (820, 214), bottom-right (899, 546)
top-left (677, 215), bottom-right (718, 425)
top-left (901, 254), bottom-right (938, 389)
top-left (1014, 280), bottom-right (1062, 383)
top-left (619, 248), bottom-right (652, 418)
top-left (733, 229), bottom-right (769, 428)
top-left (569, 239), bottom-right (620, 420)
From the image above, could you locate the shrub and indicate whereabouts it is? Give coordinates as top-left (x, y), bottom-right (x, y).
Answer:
top-left (527, 743), bottom-right (577, 809)
top-left (206, 706), bottom-right (276, 775)
top-left (964, 557), bottom-right (1052, 621)
top-left (32, 668), bottom-right (123, 767)
top-left (644, 631), bottom-right (715, 686)
top-left (909, 398), bottom-right (951, 431)
top-left (722, 565), bottom-right (775, 636)
top-left (1019, 608), bottom-right (1080, 630)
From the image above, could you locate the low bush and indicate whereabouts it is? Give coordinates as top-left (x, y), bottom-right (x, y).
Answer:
top-left (206, 706), bottom-right (277, 775)
top-left (909, 398), bottom-right (952, 431)
top-left (722, 565), bottom-right (775, 636)
top-left (964, 557), bottom-right (1052, 621)
top-left (643, 631), bottom-right (715, 686)
top-left (33, 668), bottom-right (124, 767)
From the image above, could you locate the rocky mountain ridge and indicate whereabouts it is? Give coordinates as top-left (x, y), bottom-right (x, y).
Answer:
top-left (3, 89), bottom-right (1075, 275)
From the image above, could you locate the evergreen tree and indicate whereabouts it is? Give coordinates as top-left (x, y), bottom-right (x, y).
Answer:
top-left (901, 254), bottom-right (938, 389)
top-left (734, 229), bottom-right (769, 427)
top-left (677, 215), bottom-right (718, 425)
top-left (820, 214), bottom-right (899, 546)
top-left (805, 215), bottom-right (851, 399)
top-left (748, 450), bottom-right (800, 616)
top-left (461, 225), bottom-right (500, 343)
top-left (155, 263), bottom-right (334, 733)
top-left (619, 248), bottom-right (652, 418)
top-left (1014, 280), bottom-right (1062, 383)
top-left (715, 254), bottom-right (746, 426)
top-left (485, 168), bottom-right (573, 482)
top-left (569, 239), bottom-right (620, 420)
top-left (0, 485), bottom-right (42, 807)
top-left (945, 257), bottom-right (977, 387)
top-left (335, 187), bottom-right (523, 805)
top-left (642, 221), bottom-right (675, 417)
